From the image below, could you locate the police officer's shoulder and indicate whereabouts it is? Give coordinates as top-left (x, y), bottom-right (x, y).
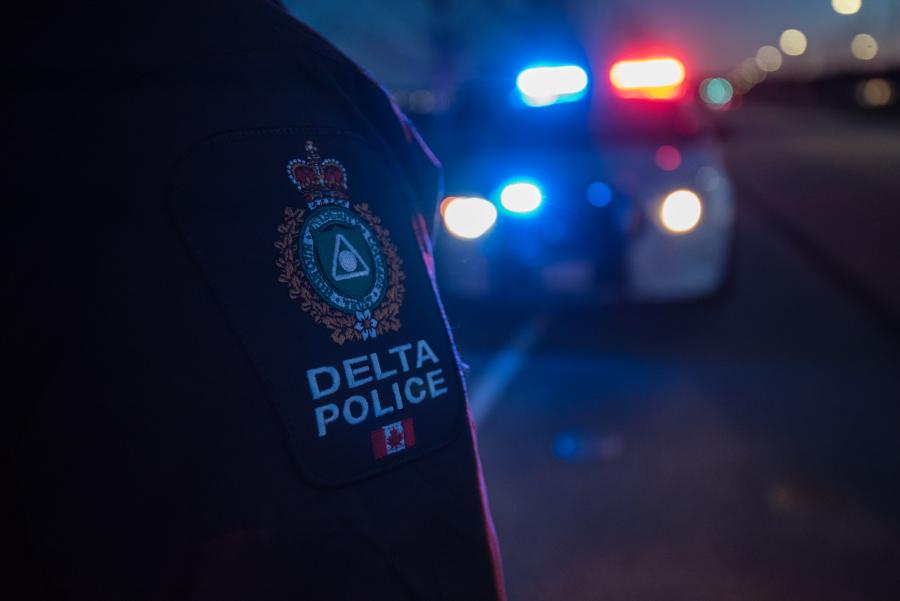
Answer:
top-left (244, 1), bottom-right (444, 217)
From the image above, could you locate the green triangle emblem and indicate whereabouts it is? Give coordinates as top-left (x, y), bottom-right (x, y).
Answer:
top-left (331, 233), bottom-right (371, 281)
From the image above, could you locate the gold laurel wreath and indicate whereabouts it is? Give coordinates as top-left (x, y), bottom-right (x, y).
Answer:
top-left (275, 203), bottom-right (405, 345)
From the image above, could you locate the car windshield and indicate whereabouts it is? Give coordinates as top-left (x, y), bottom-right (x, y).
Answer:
top-left (424, 79), bottom-right (703, 154)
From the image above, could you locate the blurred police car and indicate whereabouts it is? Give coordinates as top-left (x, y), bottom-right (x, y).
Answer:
top-left (412, 16), bottom-right (735, 304)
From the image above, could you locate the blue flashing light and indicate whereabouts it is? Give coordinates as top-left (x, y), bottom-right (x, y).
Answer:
top-left (587, 182), bottom-right (612, 208)
top-left (516, 65), bottom-right (588, 107)
top-left (500, 181), bottom-right (544, 214)
top-left (552, 433), bottom-right (582, 461)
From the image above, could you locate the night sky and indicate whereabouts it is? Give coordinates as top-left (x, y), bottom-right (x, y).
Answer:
top-left (287, 0), bottom-right (899, 89)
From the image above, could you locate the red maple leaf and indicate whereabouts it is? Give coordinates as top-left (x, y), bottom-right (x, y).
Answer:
top-left (386, 427), bottom-right (404, 450)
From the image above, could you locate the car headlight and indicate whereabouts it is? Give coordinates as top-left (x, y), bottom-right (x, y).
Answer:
top-left (659, 189), bottom-right (703, 234)
top-left (441, 196), bottom-right (498, 240)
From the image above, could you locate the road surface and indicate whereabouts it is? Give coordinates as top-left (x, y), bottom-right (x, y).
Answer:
top-left (445, 105), bottom-right (900, 601)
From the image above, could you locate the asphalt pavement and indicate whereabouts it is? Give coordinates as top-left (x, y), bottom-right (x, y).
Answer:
top-left (445, 105), bottom-right (900, 601)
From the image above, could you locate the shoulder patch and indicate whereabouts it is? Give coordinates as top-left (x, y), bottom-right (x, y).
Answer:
top-left (171, 130), bottom-right (467, 487)
top-left (276, 142), bottom-right (404, 344)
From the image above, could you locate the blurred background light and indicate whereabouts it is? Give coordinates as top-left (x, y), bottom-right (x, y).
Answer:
top-left (832, 0), bottom-right (862, 15)
top-left (700, 77), bottom-right (734, 107)
top-left (586, 182), bottom-right (613, 208)
top-left (858, 78), bottom-right (894, 107)
top-left (500, 181), bottom-right (544, 214)
top-left (659, 189), bottom-right (703, 234)
top-left (407, 89), bottom-right (436, 113)
top-left (516, 65), bottom-right (588, 107)
top-left (696, 166), bottom-right (724, 192)
top-left (441, 196), bottom-right (498, 239)
top-left (740, 58), bottom-right (767, 85)
top-left (779, 29), bottom-right (808, 56)
top-left (756, 46), bottom-right (783, 72)
top-left (609, 57), bottom-right (685, 100)
top-left (851, 34), bottom-right (878, 60)
top-left (655, 145), bottom-right (682, 171)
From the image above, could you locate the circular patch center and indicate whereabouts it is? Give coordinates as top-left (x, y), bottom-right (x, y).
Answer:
top-left (338, 249), bottom-right (358, 272)
top-left (299, 205), bottom-right (387, 314)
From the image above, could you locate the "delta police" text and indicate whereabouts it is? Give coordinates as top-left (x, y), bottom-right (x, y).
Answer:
top-left (308, 339), bottom-right (448, 437)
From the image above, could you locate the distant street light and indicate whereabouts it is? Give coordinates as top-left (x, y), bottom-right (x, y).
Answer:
top-left (741, 58), bottom-right (765, 83)
top-left (755, 46), bottom-right (783, 72)
top-left (851, 33), bottom-right (878, 60)
top-left (858, 78), bottom-right (893, 107)
top-left (832, 0), bottom-right (862, 15)
top-left (779, 29), bottom-right (808, 56)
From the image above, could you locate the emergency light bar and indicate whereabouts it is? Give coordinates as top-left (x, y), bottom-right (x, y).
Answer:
top-left (609, 57), bottom-right (686, 100)
top-left (516, 65), bottom-right (589, 106)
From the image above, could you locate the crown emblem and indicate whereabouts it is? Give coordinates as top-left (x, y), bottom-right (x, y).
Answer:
top-left (277, 139), bottom-right (406, 345)
top-left (287, 141), bottom-right (350, 210)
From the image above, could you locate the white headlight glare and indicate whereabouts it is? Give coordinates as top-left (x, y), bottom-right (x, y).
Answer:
top-left (441, 196), bottom-right (498, 239)
top-left (659, 189), bottom-right (703, 234)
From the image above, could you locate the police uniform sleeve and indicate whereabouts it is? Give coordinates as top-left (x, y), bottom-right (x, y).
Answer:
top-left (7, 1), bottom-right (505, 599)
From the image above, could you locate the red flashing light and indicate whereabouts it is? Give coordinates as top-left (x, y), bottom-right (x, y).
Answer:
top-left (609, 57), bottom-right (686, 100)
top-left (655, 145), bottom-right (682, 171)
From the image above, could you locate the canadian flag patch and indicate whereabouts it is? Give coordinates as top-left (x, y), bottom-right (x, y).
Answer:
top-left (371, 419), bottom-right (416, 459)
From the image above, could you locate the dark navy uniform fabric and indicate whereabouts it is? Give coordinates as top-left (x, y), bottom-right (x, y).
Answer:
top-left (4, 1), bottom-right (504, 599)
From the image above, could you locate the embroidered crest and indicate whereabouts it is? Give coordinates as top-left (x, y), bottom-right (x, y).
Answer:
top-left (276, 141), bottom-right (405, 345)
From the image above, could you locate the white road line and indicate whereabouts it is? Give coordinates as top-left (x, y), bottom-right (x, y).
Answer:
top-left (468, 315), bottom-right (550, 427)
